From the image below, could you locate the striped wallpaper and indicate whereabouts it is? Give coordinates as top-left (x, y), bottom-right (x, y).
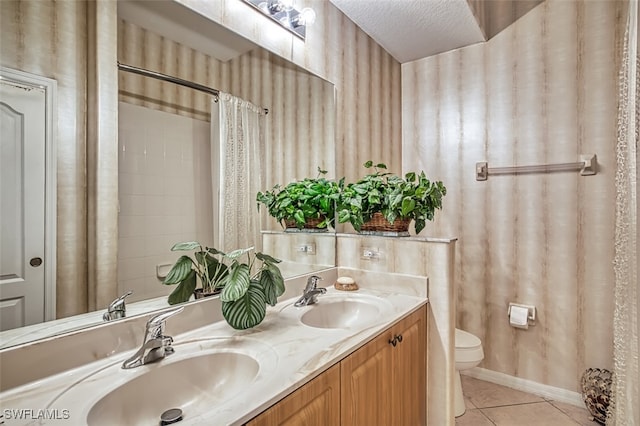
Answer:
top-left (0, 0), bottom-right (90, 318)
top-left (118, 19), bottom-right (336, 231)
top-left (175, 0), bottom-right (403, 183)
top-left (402, 0), bottom-right (623, 392)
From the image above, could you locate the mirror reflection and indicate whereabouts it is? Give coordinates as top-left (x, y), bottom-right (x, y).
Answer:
top-left (0, 0), bottom-right (336, 349)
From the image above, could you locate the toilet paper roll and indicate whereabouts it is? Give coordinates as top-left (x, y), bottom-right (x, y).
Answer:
top-left (509, 306), bottom-right (529, 329)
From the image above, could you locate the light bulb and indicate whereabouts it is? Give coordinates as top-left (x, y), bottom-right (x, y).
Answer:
top-left (280, 0), bottom-right (294, 11)
top-left (298, 7), bottom-right (316, 26)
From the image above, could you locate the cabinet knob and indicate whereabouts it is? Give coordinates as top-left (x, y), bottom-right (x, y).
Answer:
top-left (30, 257), bottom-right (43, 267)
top-left (389, 337), bottom-right (398, 347)
top-left (397, 334), bottom-right (403, 343)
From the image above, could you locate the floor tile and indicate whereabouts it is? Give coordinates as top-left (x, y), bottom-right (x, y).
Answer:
top-left (464, 385), bottom-right (477, 409)
top-left (482, 401), bottom-right (580, 426)
top-left (548, 400), bottom-right (600, 425)
top-left (461, 375), bottom-right (545, 408)
top-left (455, 409), bottom-right (495, 426)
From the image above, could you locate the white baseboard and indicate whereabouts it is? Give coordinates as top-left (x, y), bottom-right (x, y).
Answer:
top-left (462, 367), bottom-right (584, 408)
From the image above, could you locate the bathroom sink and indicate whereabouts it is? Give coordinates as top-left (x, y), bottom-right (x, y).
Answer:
top-left (296, 295), bottom-right (393, 329)
top-left (47, 337), bottom-right (277, 426)
top-left (87, 352), bottom-right (258, 426)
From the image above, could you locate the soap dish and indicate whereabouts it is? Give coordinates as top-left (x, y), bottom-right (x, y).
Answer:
top-left (334, 276), bottom-right (359, 291)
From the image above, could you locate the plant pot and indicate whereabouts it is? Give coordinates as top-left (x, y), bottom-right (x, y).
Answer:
top-left (283, 216), bottom-right (328, 233)
top-left (359, 212), bottom-right (411, 236)
top-left (193, 288), bottom-right (222, 299)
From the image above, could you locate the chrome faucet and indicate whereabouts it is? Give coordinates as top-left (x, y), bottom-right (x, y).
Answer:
top-left (103, 290), bottom-right (133, 321)
top-left (122, 307), bottom-right (184, 369)
top-left (294, 275), bottom-right (327, 307)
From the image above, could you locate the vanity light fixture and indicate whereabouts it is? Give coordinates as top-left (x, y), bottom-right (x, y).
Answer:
top-left (242, 0), bottom-right (316, 40)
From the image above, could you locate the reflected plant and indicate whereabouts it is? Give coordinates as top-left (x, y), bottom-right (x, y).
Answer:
top-left (256, 167), bottom-right (340, 229)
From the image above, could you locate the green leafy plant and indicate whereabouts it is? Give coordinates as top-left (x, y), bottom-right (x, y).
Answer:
top-left (256, 167), bottom-right (340, 229)
top-left (337, 161), bottom-right (447, 234)
top-left (162, 242), bottom-right (285, 330)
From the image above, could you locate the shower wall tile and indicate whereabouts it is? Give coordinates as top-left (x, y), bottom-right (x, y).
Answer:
top-left (402, 0), bottom-right (623, 393)
top-left (117, 102), bottom-right (213, 303)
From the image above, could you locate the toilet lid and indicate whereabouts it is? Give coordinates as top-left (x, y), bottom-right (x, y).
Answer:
top-left (455, 328), bottom-right (481, 348)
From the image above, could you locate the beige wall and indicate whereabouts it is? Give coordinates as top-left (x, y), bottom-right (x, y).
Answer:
top-left (0, 1), bottom-right (89, 317)
top-left (176, 0), bottom-right (403, 182)
top-left (1, 0), bottom-right (119, 316)
top-left (1, 0), bottom-right (401, 319)
top-left (118, 19), bottom-right (336, 234)
top-left (403, 0), bottom-right (623, 392)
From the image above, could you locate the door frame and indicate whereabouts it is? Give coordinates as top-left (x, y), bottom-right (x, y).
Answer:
top-left (1, 66), bottom-right (57, 321)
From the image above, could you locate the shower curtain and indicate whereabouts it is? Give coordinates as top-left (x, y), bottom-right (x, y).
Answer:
top-left (611, 0), bottom-right (639, 423)
top-left (214, 93), bottom-right (264, 253)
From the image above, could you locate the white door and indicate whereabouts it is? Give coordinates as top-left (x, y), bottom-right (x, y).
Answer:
top-left (0, 80), bottom-right (47, 331)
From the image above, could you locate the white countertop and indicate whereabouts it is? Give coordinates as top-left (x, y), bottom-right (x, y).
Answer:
top-left (0, 282), bottom-right (427, 425)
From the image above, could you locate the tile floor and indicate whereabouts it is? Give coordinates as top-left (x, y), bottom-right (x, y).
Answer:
top-left (456, 375), bottom-right (600, 426)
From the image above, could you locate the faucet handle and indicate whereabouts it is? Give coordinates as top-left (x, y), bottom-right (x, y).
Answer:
top-left (103, 290), bottom-right (133, 321)
top-left (147, 306), bottom-right (184, 327)
top-left (305, 275), bottom-right (323, 291)
top-left (146, 307), bottom-right (184, 340)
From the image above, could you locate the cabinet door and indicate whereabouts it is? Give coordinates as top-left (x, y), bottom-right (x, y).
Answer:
top-left (246, 364), bottom-right (341, 426)
top-left (391, 306), bottom-right (427, 426)
top-left (340, 330), bottom-right (394, 426)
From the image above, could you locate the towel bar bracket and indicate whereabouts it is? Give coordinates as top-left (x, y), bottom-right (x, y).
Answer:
top-left (476, 154), bottom-right (597, 181)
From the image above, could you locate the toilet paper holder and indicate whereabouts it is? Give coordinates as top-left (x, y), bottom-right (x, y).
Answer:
top-left (507, 303), bottom-right (536, 325)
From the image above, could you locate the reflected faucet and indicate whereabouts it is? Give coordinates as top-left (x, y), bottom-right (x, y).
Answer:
top-left (122, 307), bottom-right (183, 369)
top-left (103, 290), bottom-right (133, 321)
top-left (294, 275), bottom-right (327, 307)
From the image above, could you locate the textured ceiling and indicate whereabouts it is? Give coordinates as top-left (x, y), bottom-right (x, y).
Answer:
top-left (329, 0), bottom-right (486, 63)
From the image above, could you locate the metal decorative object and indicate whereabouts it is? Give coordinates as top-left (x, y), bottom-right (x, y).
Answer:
top-left (580, 368), bottom-right (612, 424)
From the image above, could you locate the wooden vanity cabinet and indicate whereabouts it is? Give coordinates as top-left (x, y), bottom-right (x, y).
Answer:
top-left (341, 306), bottom-right (427, 426)
top-left (246, 305), bottom-right (427, 426)
top-left (245, 364), bottom-right (341, 426)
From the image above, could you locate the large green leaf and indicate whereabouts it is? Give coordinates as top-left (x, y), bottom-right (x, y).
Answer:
top-left (220, 263), bottom-right (251, 302)
top-left (260, 265), bottom-right (285, 306)
top-left (171, 242), bottom-right (201, 251)
top-left (167, 270), bottom-right (196, 305)
top-left (221, 281), bottom-right (267, 330)
top-left (401, 197), bottom-right (416, 216)
top-left (225, 247), bottom-right (254, 260)
top-left (163, 256), bottom-right (193, 285)
top-left (256, 252), bottom-right (282, 264)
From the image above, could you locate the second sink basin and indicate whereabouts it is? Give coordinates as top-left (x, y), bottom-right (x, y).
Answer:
top-left (297, 294), bottom-right (393, 329)
top-left (87, 351), bottom-right (258, 426)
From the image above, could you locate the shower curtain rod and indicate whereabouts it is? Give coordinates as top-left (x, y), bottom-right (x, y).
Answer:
top-left (117, 62), bottom-right (269, 115)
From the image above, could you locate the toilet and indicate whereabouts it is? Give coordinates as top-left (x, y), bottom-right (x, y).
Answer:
top-left (454, 328), bottom-right (484, 417)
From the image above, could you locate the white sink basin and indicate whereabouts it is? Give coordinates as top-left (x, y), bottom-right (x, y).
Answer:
top-left (47, 337), bottom-right (277, 426)
top-left (292, 294), bottom-right (393, 329)
top-left (87, 352), bottom-right (258, 426)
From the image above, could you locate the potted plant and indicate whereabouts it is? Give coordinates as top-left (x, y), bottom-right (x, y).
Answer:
top-left (337, 161), bottom-right (447, 235)
top-left (162, 242), bottom-right (285, 330)
top-left (256, 167), bottom-right (340, 231)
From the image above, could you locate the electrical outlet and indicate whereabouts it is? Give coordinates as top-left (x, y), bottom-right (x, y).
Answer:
top-left (361, 247), bottom-right (381, 260)
top-left (296, 243), bottom-right (316, 255)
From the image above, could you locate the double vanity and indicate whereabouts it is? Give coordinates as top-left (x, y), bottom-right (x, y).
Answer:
top-left (0, 269), bottom-right (429, 425)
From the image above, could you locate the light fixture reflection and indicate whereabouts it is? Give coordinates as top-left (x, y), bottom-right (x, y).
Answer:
top-left (242, 0), bottom-right (316, 40)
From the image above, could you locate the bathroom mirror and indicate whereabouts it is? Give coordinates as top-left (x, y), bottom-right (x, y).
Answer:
top-left (0, 0), bottom-right (336, 349)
